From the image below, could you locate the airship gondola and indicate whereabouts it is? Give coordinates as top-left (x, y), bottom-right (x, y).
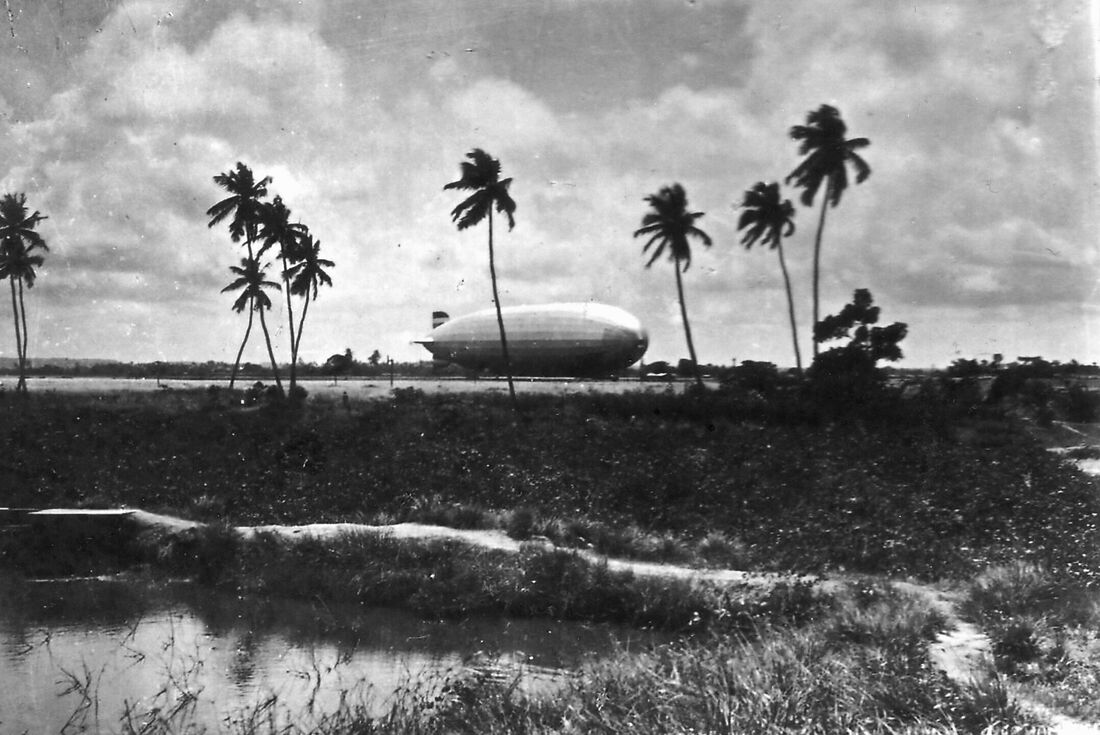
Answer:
top-left (414, 303), bottom-right (648, 376)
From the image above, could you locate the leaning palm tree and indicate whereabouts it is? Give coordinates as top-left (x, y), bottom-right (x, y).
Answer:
top-left (258, 196), bottom-right (308, 392)
top-left (286, 232), bottom-right (334, 368)
top-left (737, 181), bottom-right (802, 374)
top-left (222, 257), bottom-right (283, 394)
top-left (633, 183), bottom-right (712, 391)
top-left (785, 104), bottom-right (870, 356)
top-left (444, 148), bottom-right (518, 408)
top-left (0, 193), bottom-right (48, 393)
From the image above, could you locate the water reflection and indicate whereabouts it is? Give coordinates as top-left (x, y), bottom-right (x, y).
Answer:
top-left (0, 574), bottom-right (658, 733)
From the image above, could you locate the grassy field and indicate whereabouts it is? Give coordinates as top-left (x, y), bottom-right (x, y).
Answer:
top-left (1, 383), bottom-right (1097, 731)
top-left (2, 385), bottom-right (1096, 580)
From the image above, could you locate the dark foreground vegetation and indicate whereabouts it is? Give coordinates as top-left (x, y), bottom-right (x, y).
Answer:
top-left (1, 379), bottom-right (1097, 731)
top-left (2, 380), bottom-right (1096, 581)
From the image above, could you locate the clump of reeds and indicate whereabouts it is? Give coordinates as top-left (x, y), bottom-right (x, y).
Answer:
top-left (963, 562), bottom-right (1100, 722)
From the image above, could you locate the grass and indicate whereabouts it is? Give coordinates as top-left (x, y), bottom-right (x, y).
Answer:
top-left (145, 526), bottom-right (826, 634)
top-left (87, 581), bottom-right (1045, 734)
top-left (1, 384), bottom-right (1093, 729)
top-left (1, 386), bottom-right (1096, 581)
top-left (962, 562), bottom-right (1100, 722)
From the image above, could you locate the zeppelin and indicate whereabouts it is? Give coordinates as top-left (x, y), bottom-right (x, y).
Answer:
top-left (414, 303), bottom-right (649, 376)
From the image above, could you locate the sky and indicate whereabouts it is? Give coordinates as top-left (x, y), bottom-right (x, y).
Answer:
top-left (0, 0), bottom-right (1096, 369)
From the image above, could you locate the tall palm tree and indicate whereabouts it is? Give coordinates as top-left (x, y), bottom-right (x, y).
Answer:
top-left (286, 232), bottom-right (334, 366)
top-left (444, 148), bottom-right (518, 408)
top-left (0, 193), bottom-right (48, 393)
top-left (633, 183), bottom-right (712, 391)
top-left (222, 257), bottom-right (283, 394)
top-left (737, 181), bottom-right (802, 375)
top-left (208, 163), bottom-right (273, 385)
top-left (785, 104), bottom-right (871, 356)
top-left (0, 238), bottom-right (46, 393)
top-left (258, 196), bottom-right (308, 392)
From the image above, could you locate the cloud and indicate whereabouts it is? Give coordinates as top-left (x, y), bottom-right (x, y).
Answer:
top-left (0, 0), bottom-right (1091, 369)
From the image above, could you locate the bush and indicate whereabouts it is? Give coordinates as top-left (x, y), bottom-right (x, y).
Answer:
top-left (1059, 384), bottom-right (1100, 423)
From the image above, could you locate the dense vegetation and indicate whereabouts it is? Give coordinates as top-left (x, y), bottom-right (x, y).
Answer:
top-left (2, 385), bottom-right (1096, 583)
top-left (2, 383), bottom-right (1097, 731)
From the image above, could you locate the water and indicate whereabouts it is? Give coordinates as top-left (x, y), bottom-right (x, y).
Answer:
top-left (0, 575), bottom-right (656, 733)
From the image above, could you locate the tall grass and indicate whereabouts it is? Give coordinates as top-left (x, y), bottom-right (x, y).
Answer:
top-left (175, 529), bottom-right (825, 634)
top-left (963, 562), bottom-right (1100, 722)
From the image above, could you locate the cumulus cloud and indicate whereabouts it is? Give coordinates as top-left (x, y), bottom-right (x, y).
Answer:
top-left (0, 0), bottom-right (1091, 367)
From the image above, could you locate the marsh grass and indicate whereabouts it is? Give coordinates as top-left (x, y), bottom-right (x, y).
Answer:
top-left (177, 529), bottom-right (825, 634)
top-left (963, 562), bottom-right (1100, 722)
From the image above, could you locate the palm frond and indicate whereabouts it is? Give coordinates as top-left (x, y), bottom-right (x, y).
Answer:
top-left (494, 182), bottom-right (517, 230)
top-left (444, 149), bottom-right (502, 191)
top-left (848, 149), bottom-right (872, 183)
top-left (634, 183), bottom-right (710, 270)
top-left (451, 191), bottom-right (492, 230)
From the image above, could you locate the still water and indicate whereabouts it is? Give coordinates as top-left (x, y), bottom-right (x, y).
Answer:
top-left (0, 575), bottom-right (655, 733)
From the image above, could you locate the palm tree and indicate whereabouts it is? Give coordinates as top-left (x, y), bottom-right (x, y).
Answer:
top-left (0, 239), bottom-right (46, 393)
top-left (785, 104), bottom-right (871, 356)
top-left (633, 183), bottom-right (712, 391)
top-left (0, 193), bottom-right (48, 393)
top-left (286, 232), bottom-right (334, 368)
top-left (258, 196), bottom-right (308, 392)
top-left (737, 181), bottom-right (802, 374)
top-left (444, 148), bottom-right (518, 407)
top-left (208, 163), bottom-right (272, 385)
top-left (222, 257), bottom-right (283, 394)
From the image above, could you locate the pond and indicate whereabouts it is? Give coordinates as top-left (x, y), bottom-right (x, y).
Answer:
top-left (0, 575), bottom-right (659, 733)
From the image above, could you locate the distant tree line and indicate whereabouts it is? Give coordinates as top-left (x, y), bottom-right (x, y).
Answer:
top-left (1, 358), bottom-right (436, 382)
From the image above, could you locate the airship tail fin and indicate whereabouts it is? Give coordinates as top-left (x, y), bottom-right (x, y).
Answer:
top-left (432, 311), bottom-right (450, 329)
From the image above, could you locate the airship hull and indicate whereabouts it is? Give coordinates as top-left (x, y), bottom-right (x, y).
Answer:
top-left (416, 303), bottom-right (648, 376)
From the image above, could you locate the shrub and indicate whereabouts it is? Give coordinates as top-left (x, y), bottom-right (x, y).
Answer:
top-left (503, 506), bottom-right (537, 540)
top-left (1059, 384), bottom-right (1100, 423)
top-left (696, 531), bottom-right (750, 568)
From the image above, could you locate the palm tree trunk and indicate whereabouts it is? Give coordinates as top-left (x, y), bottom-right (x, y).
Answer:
top-left (811, 179), bottom-right (831, 359)
top-left (230, 310), bottom-right (254, 389)
top-left (488, 210), bottom-right (517, 409)
top-left (776, 243), bottom-right (803, 375)
top-left (674, 264), bottom-right (704, 391)
top-left (8, 277), bottom-right (22, 393)
top-left (258, 306), bottom-right (284, 395)
top-left (18, 278), bottom-right (28, 392)
top-left (293, 293), bottom-right (311, 360)
top-left (243, 224), bottom-right (258, 372)
top-left (281, 254), bottom-right (297, 393)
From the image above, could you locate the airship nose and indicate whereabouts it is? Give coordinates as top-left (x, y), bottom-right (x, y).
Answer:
top-left (631, 328), bottom-right (649, 361)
